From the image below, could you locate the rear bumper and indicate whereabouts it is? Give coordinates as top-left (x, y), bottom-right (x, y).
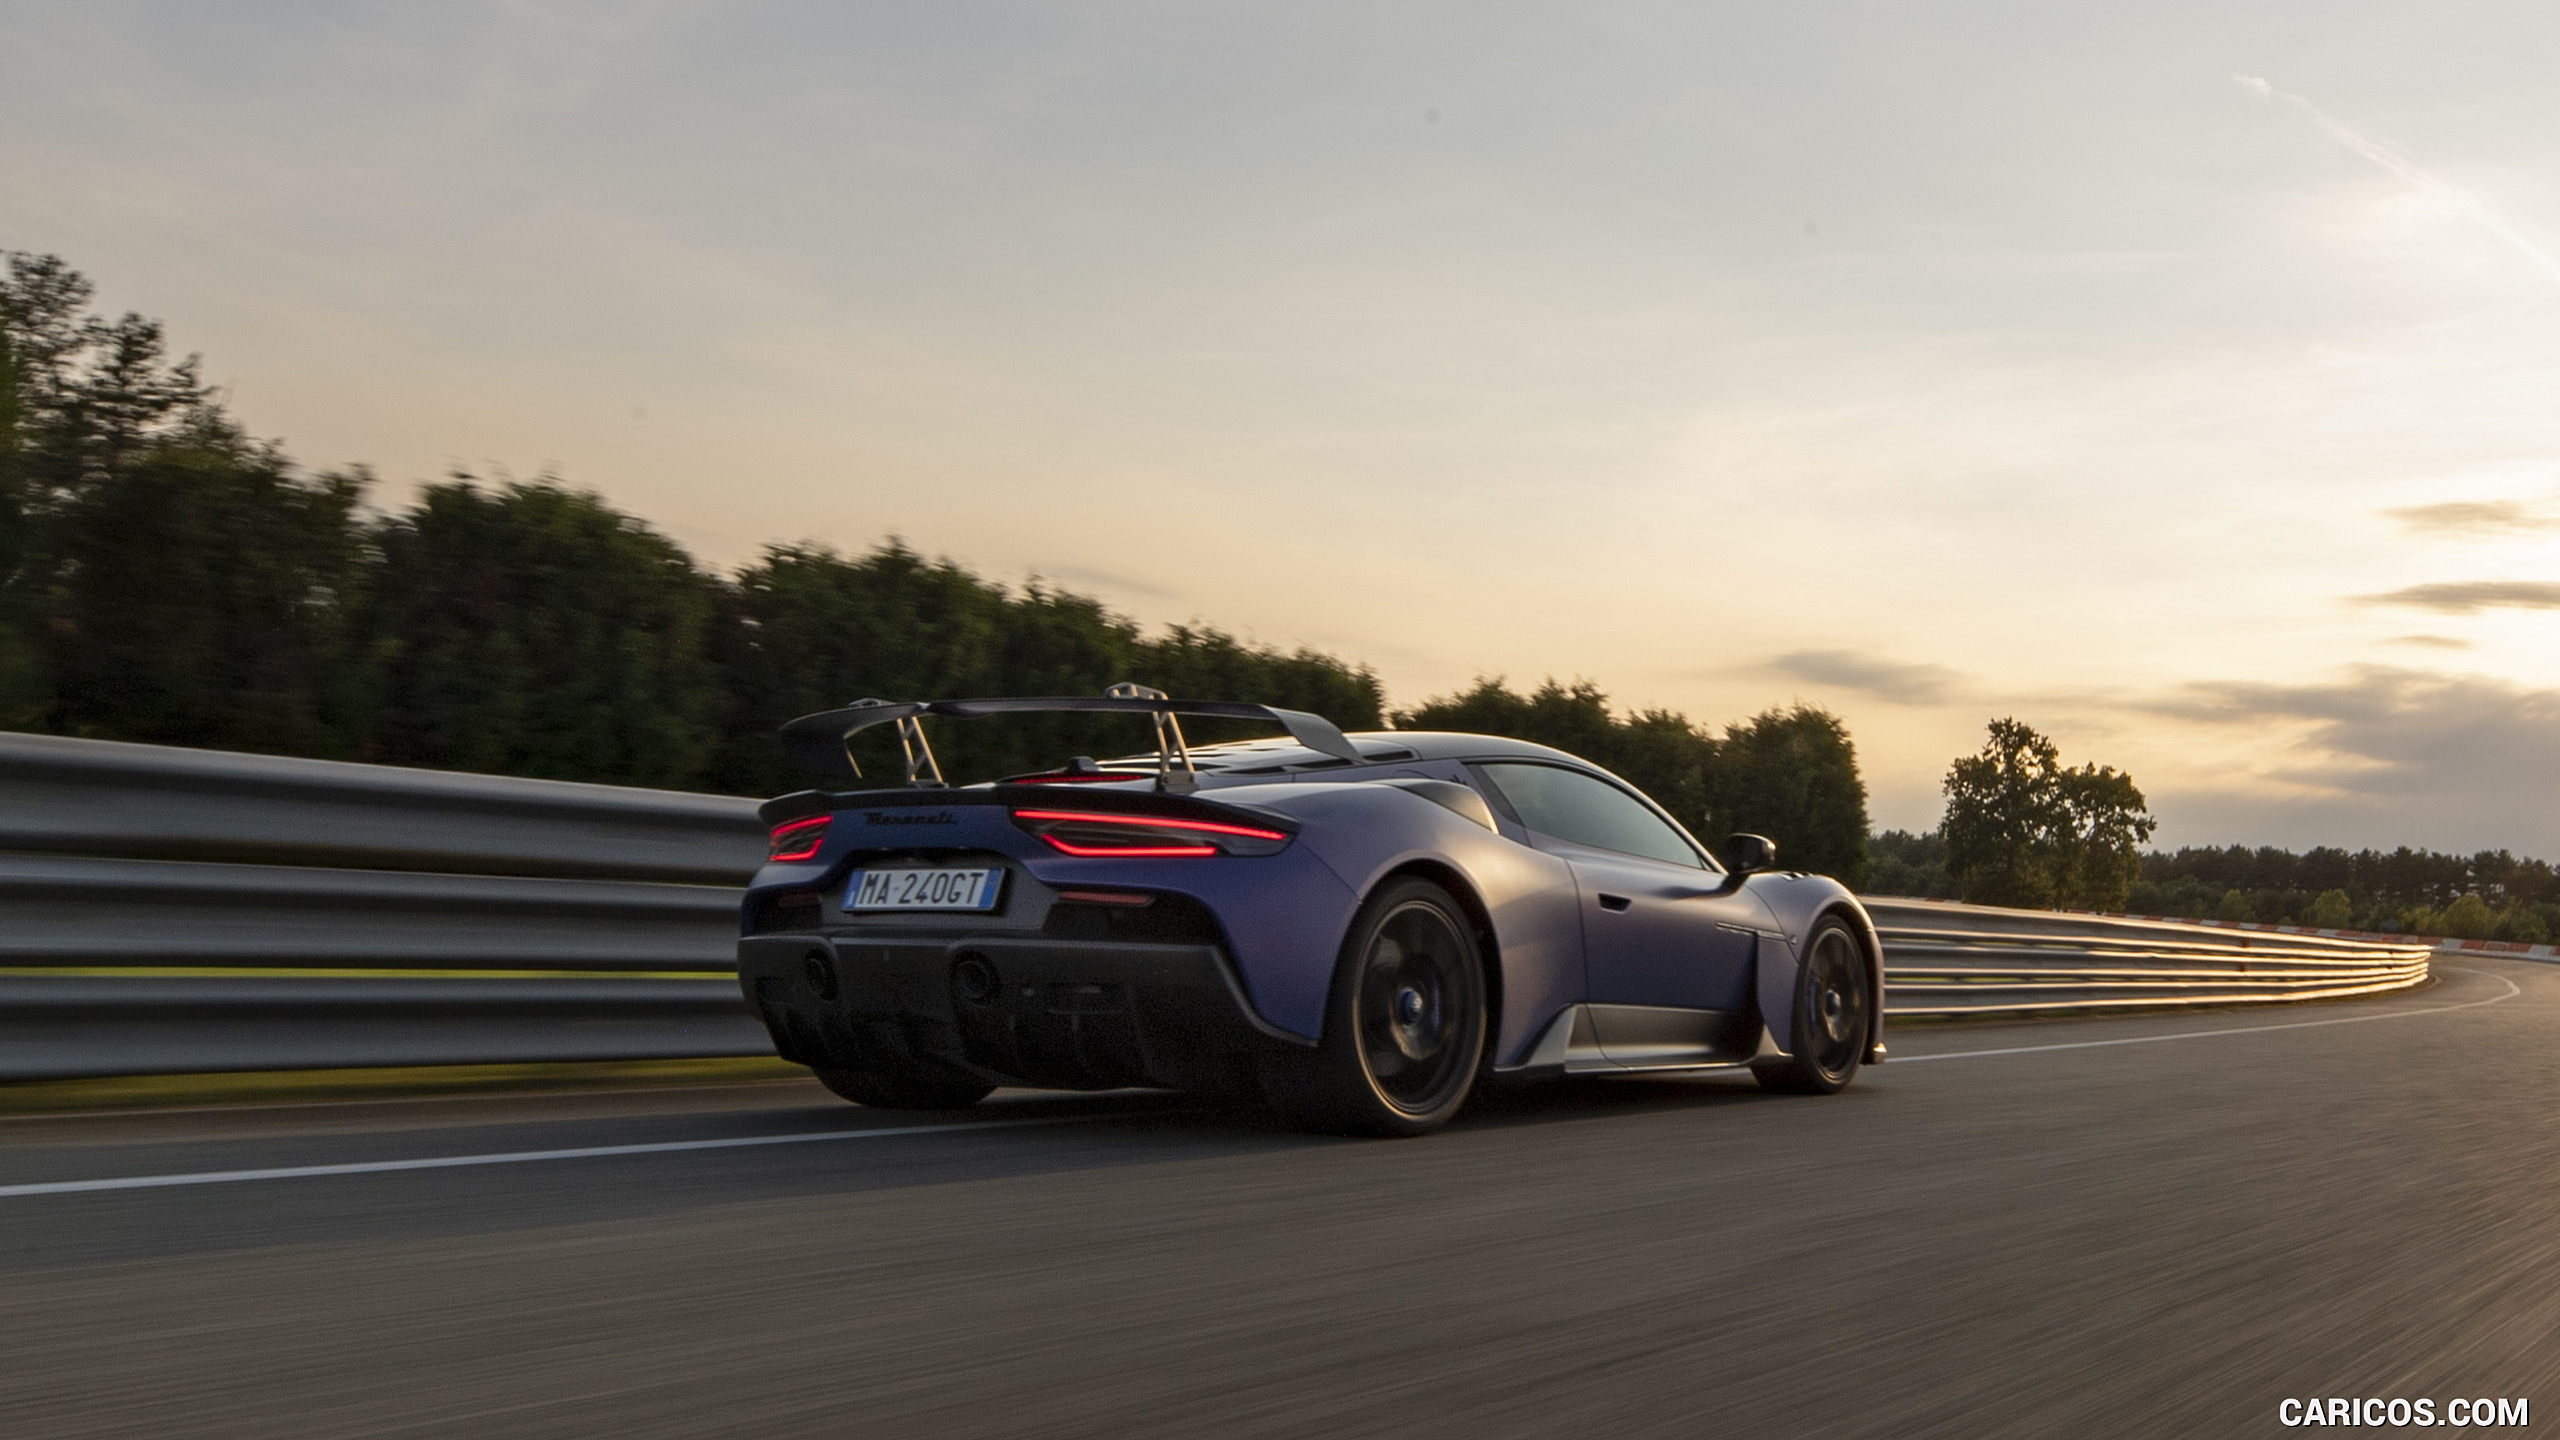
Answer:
top-left (738, 933), bottom-right (1310, 1093)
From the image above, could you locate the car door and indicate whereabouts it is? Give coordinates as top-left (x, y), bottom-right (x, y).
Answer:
top-left (1472, 761), bottom-right (1773, 1061)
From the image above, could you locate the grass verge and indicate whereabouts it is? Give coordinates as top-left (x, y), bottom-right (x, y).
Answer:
top-left (0, 1056), bottom-right (810, 1117)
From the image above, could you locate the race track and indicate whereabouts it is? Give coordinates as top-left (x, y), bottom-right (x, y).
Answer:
top-left (4, 960), bottom-right (2553, 1439)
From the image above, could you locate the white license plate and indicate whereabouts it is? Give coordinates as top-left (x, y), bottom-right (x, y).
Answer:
top-left (846, 867), bottom-right (1003, 912)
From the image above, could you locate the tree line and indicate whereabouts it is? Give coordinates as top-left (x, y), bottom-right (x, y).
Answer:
top-left (2124, 845), bottom-right (2557, 944)
top-left (1859, 716), bottom-right (2555, 943)
top-left (0, 251), bottom-right (1872, 879)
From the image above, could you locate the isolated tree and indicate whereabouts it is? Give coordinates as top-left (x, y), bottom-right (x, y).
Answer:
top-left (2050, 758), bottom-right (2154, 909)
top-left (1941, 718), bottom-right (2156, 910)
top-left (1941, 719), bottom-right (2066, 907)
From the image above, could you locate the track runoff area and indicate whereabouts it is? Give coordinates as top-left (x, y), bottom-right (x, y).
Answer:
top-left (1, 960), bottom-right (2549, 1439)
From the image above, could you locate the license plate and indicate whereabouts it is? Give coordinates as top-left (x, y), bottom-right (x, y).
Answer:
top-left (846, 867), bottom-right (1003, 912)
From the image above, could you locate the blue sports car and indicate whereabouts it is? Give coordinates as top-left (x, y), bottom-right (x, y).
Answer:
top-left (737, 687), bottom-right (1883, 1136)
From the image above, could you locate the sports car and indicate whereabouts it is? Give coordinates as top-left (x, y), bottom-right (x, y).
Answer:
top-left (737, 686), bottom-right (1884, 1136)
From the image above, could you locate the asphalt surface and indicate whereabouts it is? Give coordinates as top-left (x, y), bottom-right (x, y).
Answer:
top-left (3, 960), bottom-right (2553, 1439)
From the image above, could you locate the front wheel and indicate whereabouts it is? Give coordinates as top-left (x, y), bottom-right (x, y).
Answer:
top-left (1752, 916), bottom-right (1871, 1095)
top-left (1262, 878), bottom-right (1488, 1137)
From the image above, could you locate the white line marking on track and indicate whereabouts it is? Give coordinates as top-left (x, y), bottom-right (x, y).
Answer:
top-left (1891, 967), bottom-right (2521, 1064)
top-left (4, 971), bottom-right (2529, 1198)
top-left (0, 1113), bottom-right (1120, 1200)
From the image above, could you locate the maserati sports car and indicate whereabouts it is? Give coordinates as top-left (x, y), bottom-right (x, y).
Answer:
top-left (737, 687), bottom-right (1884, 1136)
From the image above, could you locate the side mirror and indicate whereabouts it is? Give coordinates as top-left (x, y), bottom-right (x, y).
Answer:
top-left (1724, 832), bottom-right (1777, 875)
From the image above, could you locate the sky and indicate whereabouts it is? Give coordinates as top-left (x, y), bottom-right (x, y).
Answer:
top-left (6, 1), bottom-right (2560, 853)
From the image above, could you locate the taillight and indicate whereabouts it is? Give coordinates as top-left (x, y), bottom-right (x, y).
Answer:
top-left (768, 815), bottom-right (830, 862)
top-left (1010, 808), bottom-right (1291, 858)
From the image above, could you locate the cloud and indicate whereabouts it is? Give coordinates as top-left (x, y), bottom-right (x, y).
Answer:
top-left (2141, 666), bottom-right (2560, 853)
top-left (2356, 580), bottom-right (2560, 613)
top-left (2384, 634), bottom-right (2473, 649)
top-left (2236, 74), bottom-right (2560, 288)
top-left (1030, 564), bottom-right (1181, 601)
top-left (1765, 650), bottom-right (1961, 705)
top-left (2385, 500), bottom-right (2560, 538)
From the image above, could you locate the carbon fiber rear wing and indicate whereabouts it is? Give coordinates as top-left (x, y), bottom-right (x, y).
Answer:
top-left (778, 683), bottom-right (1363, 791)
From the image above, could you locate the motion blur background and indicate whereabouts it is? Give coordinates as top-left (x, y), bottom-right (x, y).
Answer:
top-left (5, 1), bottom-right (2558, 850)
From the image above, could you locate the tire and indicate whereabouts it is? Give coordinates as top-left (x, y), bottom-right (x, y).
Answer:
top-left (813, 1062), bottom-right (995, 1111)
top-left (1752, 915), bottom-right (1871, 1095)
top-left (1262, 878), bottom-right (1489, 1137)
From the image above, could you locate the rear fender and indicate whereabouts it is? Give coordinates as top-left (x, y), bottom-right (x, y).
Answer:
top-left (1241, 783), bottom-right (1583, 1066)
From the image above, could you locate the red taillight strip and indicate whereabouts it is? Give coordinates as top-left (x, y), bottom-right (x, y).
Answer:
top-left (1041, 840), bottom-right (1219, 858)
top-left (1009, 809), bottom-right (1288, 842)
top-left (767, 815), bottom-right (830, 862)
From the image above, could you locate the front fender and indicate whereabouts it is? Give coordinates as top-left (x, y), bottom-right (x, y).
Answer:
top-left (1743, 873), bottom-right (1885, 1060)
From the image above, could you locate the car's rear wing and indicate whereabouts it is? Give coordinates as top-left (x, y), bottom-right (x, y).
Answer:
top-left (778, 683), bottom-right (1363, 792)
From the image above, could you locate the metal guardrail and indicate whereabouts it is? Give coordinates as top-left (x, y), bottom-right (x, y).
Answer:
top-left (0, 733), bottom-right (2433, 1080)
top-left (0, 733), bottom-right (767, 1079)
top-left (1864, 898), bottom-right (2433, 1016)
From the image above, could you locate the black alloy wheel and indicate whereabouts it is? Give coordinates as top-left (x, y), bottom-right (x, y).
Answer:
top-left (1753, 915), bottom-right (1871, 1095)
top-left (1263, 877), bottom-right (1488, 1136)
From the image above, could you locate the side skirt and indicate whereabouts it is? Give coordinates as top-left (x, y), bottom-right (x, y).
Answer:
top-left (1497, 1003), bottom-right (1772, 1077)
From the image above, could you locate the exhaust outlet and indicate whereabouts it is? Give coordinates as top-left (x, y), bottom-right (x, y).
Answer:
top-left (952, 953), bottom-right (1000, 1005)
top-left (802, 950), bottom-right (839, 1001)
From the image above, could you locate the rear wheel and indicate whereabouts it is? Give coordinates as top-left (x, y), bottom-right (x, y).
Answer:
top-left (814, 1062), bottom-right (994, 1111)
top-left (1263, 878), bottom-right (1488, 1137)
top-left (1752, 916), bottom-right (1870, 1095)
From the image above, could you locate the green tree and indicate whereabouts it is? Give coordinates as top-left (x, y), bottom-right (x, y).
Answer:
top-left (1863, 829), bottom-right (1957, 898)
top-left (2437, 893), bottom-right (2497, 941)
top-left (0, 304), bottom-right (42, 726)
top-left (1399, 680), bottom-right (1869, 881)
top-left (1133, 624), bottom-right (1384, 743)
top-left (1398, 678), bottom-right (1720, 839)
top-left (360, 479), bottom-right (727, 787)
top-left (2309, 889), bottom-right (2354, 928)
top-left (1941, 718), bottom-right (2157, 910)
top-left (706, 541), bottom-right (1386, 794)
top-left (2214, 888), bottom-right (2253, 923)
top-left (1708, 704), bottom-right (1870, 887)
top-left (2051, 760), bottom-right (2153, 910)
top-left (4, 250), bottom-right (359, 750)
top-left (1941, 719), bottom-right (2065, 908)
top-left (43, 449), bottom-right (368, 753)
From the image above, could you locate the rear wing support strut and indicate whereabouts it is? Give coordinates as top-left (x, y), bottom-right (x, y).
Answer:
top-left (777, 685), bottom-right (1363, 790)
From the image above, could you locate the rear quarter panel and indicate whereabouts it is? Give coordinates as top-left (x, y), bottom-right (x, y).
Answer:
top-left (1225, 782), bottom-right (1585, 1065)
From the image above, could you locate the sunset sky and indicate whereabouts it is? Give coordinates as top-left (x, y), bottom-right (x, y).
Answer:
top-left (7, 2), bottom-right (2559, 852)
